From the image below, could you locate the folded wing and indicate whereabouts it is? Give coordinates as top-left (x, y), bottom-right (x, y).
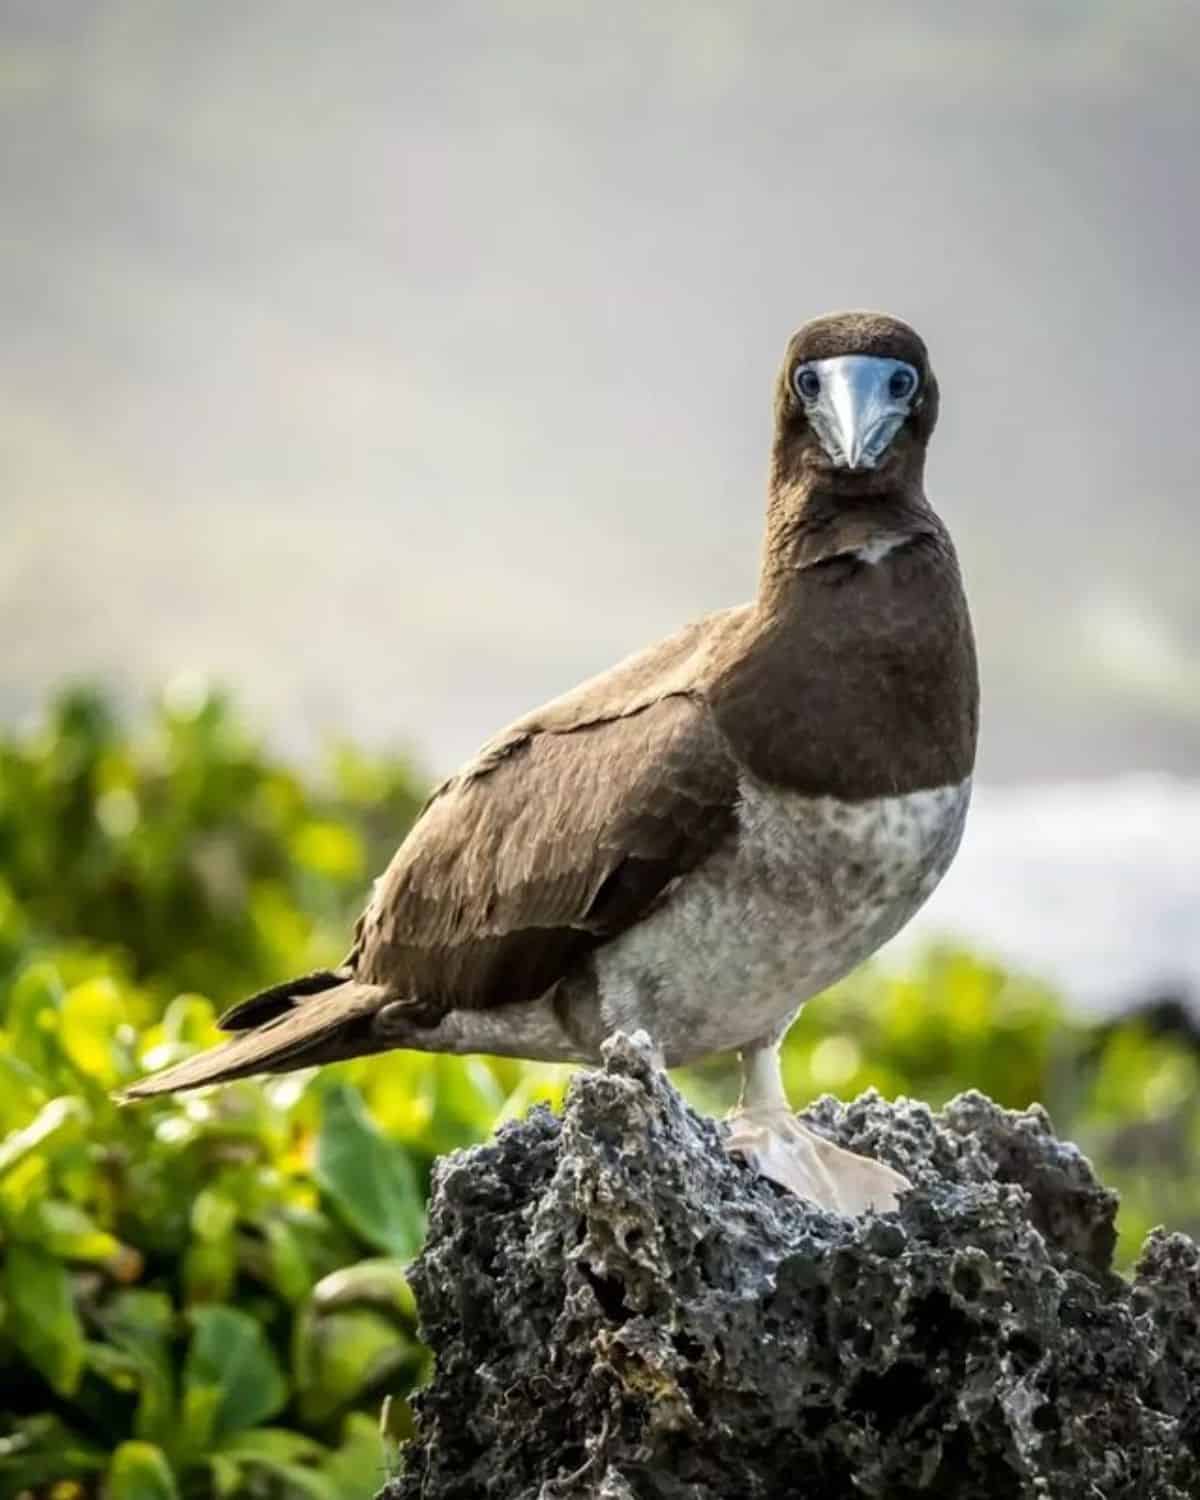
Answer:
top-left (354, 687), bottom-right (741, 1019)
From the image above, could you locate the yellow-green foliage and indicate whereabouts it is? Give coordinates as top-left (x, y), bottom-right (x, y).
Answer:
top-left (0, 687), bottom-right (1196, 1498)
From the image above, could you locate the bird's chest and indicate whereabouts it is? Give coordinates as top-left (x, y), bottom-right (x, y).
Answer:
top-left (593, 775), bottom-right (971, 1064)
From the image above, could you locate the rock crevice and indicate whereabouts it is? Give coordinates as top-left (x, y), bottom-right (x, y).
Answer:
top-left (384, 1034), bottom-right (1200, 1500)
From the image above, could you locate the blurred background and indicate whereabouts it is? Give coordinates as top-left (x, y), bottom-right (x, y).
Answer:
top-left (2, 4), bottom-right (1198, 1497)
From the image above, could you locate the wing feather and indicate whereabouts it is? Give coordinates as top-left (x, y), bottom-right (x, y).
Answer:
top-left (353, 690), bottom-right (740, 1016)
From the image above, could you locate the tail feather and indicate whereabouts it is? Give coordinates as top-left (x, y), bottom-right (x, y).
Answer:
top-left (218, 967), bottom-right (351, 1031)
top-left (118, 979), bottom-right (389, 1100)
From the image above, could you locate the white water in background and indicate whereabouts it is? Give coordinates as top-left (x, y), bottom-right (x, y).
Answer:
top-left (888, 777), bottom-right (1200, 1013)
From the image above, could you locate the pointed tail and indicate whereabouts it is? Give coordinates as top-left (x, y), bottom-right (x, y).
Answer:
top-left (118, 975), bottom-right (389, 1099)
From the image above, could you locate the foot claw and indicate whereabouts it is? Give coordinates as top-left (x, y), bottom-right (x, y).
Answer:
top-left (725, 1108), bottom-right (910, 1215)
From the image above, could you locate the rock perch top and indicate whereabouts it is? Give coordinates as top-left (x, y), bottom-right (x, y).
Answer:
top-left (384, 1032), bottom-right (1200, 1500)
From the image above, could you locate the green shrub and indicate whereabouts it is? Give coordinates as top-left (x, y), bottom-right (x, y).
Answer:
top-left (0, 685), bottom-right (1195, 1497)
top-left (0, 936), bottom-right (573, 1498)
top-left (0, 684), bottom-right (423, 1002)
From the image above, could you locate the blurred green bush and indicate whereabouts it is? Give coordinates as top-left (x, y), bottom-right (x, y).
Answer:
top-left (1, 686), bottom-right (1197, 1498)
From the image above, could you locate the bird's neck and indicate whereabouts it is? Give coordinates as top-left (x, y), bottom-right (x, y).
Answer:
top-left (756, 478), bottom-right (937, 605)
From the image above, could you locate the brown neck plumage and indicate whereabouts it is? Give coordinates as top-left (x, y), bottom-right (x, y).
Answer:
top-left (757, 469), bottom-right (937, 604)
top-left (710, 436), bottom-right (978, 801)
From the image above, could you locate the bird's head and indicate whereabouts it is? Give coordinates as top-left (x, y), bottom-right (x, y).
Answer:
top-left (771, 312), bottom-right (938, 497)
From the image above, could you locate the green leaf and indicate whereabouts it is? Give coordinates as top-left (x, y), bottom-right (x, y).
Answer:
top-left (207, 1453), bottom-right (241, 1497)
top-left (182, 1232), bottom-right (237, 1305)
top-left (182, 1305), bottom-right (288, 1440)
top-left (86, 1328), bottom-right (175, 1447)
top-left (176, 1382), bottom-right (222, 1464)
top-left (5, 963), bottom-right (65, 1077)
top-left (86, 1339), bottom-right (144, 1392)
top-left (158, 993), bottom-right (220, 1048)
top-left (0, 1096), bottom-right (87, 1179)
top-left (216, 1429), bottom-right (327, 1465)
top-left (190, 1186), bottom-right (237, 1242)
top-left (0, 1414), bottom-right (105, 1498)
top-left (101, 1287), bottom-right (176, 1352)
top-left (379, 1391), bottom-right (417, 1445)
top-left (262, 1215), bottom-right (314, 1304)
top-left (293, 1306), bottom-right (408, 1424)
top-left (215, 1432), bottom-right (339, 1500)
top-left (0, 1052), bottom-right (44, 1137)
top-left (229, 1459), bottom-right (337, 1500)
top-left (290, 820), bottom-right (364, 883)
top-left (61, 975), bottom-right (125, 1087)
top-left (2, 1243), bottom-right (85, 1395)
top-left (314, 1083), bottom-right (424, 1257)
top-left (324, 1412), bottom-right (390, 1499)
top-left (106, 1442), bottom-right (180, 1500)
top-left (24, 1197), bottom-right (124, 1264)
top-left (311, 1257), bottom-right (416, 1321)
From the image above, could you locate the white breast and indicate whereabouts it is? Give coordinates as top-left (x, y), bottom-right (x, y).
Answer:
top-left (594, 776), bottom-right (972, 1065)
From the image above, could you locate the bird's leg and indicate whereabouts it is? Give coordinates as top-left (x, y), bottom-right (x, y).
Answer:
top-left (724, 1038), bottom-right (910, 1214)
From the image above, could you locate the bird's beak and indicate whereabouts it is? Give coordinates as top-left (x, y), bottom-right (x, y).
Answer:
top-left (805, 355), bottom-right (916, 471)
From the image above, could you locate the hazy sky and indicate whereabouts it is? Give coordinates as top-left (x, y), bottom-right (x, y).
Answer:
top-left (3, 1), bottom-right (1199, 782)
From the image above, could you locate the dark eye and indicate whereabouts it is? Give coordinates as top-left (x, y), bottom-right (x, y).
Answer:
top-left (888, 367), bottom-right (917, 400)
top-left (793, 366), bottom-right (820, 400)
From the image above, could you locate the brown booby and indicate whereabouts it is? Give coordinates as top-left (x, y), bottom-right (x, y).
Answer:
top-left (124, 312), bottom-right (978, 1215)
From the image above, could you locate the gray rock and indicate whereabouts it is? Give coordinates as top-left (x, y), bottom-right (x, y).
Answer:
top-left (382, 1033), bottom-right (1200, 1500)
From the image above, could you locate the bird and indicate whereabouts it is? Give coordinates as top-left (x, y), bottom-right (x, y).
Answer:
top-left (123, 311), bottom-right (978, 1216)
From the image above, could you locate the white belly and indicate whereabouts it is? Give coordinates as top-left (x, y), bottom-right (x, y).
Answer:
top-left (593, 775), bottom-right (971, 1065)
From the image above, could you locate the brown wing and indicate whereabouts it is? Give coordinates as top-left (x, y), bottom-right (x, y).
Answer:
top-left (121, 685), bottom-right (741, 1100)
top-left (351, 688), bottom-right (740, 1017)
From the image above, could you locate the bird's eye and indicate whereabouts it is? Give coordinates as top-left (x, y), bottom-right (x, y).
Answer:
top-left (793, 367), bottom-right (821, 401)
top-left (888, 367), bottom-right (917, 400)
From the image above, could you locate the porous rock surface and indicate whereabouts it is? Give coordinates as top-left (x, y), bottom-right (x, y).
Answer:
top-left (382, 1034), bottom-right (1200, 1500)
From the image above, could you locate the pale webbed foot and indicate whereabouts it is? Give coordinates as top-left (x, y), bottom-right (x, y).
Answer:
top-left (724, 1106), bottom-right (911, 1215)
